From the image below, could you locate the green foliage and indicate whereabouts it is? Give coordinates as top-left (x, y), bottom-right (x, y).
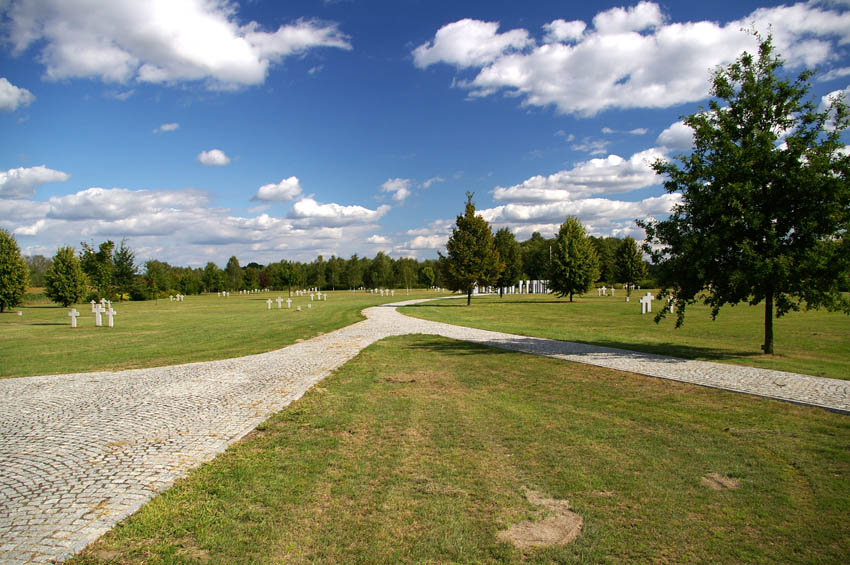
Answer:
top-left (549, 216), bottom-right (599, 301)
top-left (202, 262), bottom-right (224, 293)
top-left (518, 231), bottom-right (551, 279)
top-left (144, 260), bottom-right (173, 298)
top-left (44, 246), bottom-right (86, 307)
top-left (640, 35), bottom-right (850, 354)
top-left (420, 264), bottom-right (436, 288)
top-left (112, 239), bottom-right (137, 300)
top-left (588, 235), bottom-right (620, 283)
top-left (493, 227), bottom-right (522, 297)
top-left (24, 254), bottom-right (51, 287)
top-left (225, 256), bottom-right (243, 291)
top-left (614, 236), bottom-right (647, 296)
top-left (439, 193), bottom-right (503, 305)
top-left (0, 229), bottom-right (29, 313)
top-left (366, 252), bottom-right (393, 288)
top-left (80, 240), bottom-right (115, 300)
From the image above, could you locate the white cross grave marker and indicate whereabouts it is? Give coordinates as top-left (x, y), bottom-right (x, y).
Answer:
top-left (307, 303), bottom-right (311, 309)
top-left (286, 298), bottom-right (292, 309)
top-left (267, 298), bottom-right (272, 310)
top-left (90, 299), bottom-right (96, 312)
top-left (276, 296), bottom-right (283, 309)
top-left (106, 307), bottom-right (116, 328)
top-left (640, 295), bottom-right (651, 314)
top-left (69, 308), bottom-right (79, 328)
top-left (94, 304), bottom-right (104, 326)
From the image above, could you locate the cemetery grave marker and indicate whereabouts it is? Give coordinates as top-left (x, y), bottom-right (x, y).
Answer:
top-left (286, 298), bottom-right (292, 309)
top-left (276, 297), bottom-right (283, 309)
top-left (106, 307), bottom-right (116, 328)
top-left (69, 308), bottom-right (79, 328)
top-left (266, 299), bottom-right (272, 310)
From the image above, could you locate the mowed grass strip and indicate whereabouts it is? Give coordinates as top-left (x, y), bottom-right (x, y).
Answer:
top-left (73, 335), bottom-right (850, 564)
top-left (0, 291), bottom-right (432, 378)
top-left (399, 293), bottom-right (850, 379)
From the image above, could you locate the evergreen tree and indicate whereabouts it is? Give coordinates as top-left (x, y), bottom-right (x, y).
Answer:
top-left (640, 35), bottom-right (850, 354)
top-left (614, 236), bottom-right (646, 297)
top-left (112, 239), bottom-right (137, 301)
top-left (550, 217), bottom-right (599, 302)
top-left (0, 228), bottom-right (29, 312)
top-left (44, 246), bottom-right (86, 307)
top-left (439, 192), bottom-right (503, 305)
top-left (493, 227), bottom-right (522, 298)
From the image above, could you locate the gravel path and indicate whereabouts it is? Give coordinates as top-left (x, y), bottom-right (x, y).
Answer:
top-left (1, 298), bottom-right (848, 563)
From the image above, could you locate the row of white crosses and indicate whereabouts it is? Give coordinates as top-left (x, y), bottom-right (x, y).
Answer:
top-left (370, 288), bottom-right (395, 297)
top-left (596, 286), bottom-right (616, 297)
top-left (217, 291), bottom-right (229, 297)
top-left (169, 294), bottom-right (185, 302)
top-left (69, 298), bottom-right (116, 328)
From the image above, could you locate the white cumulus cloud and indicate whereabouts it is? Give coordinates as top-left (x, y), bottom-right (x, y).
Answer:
top-left (493, 148), bottom-right (664, 202)
top-left (656, 120), bottom-right (695, 151)
top-left (197, 149), bottom-right (230, 166)
top-left (4, 0), bottom-right (352, 89)
top-left (413, 2), bottom-right (850, 116)
top-left (288, 198), bottom-right (390, 227)
top-left (0, 77), bottom-right (35, 112)
top-left (253, 177), bottom-right (303, 201)
top-left (0, 165), bottom-right (70, 199)
top-left (367, 234), bottom-right (390, 244)
top-left (381, 178), bottom-right (412, 201)
top-left (413, 19), bottom-right (531, 69)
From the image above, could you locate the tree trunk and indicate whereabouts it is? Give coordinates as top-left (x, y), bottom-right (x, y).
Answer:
top-left (499, 287), bottom-right (504, 298)
top-left (467, 289), bottom-right (472, 306)
top-left (762, 291), bottom-right (774, 355)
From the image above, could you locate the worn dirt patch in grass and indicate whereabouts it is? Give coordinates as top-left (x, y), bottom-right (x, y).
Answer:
top-left (497, 488), bottom-right (583, 549)
top-left (702, 472), bottom-right (741, 490)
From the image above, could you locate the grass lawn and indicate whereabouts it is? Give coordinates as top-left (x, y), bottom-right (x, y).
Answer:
top-left (72, 334), bottom-right (850, 563)
top-left (0, 290), bottom-right (438, 378)
top-left (399, 293), bottom-right (850, 380)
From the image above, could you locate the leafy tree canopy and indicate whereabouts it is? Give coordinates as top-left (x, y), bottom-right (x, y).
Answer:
top-left (45, 246), bottom-right (86, 307)
top-left (439, 192), bottom-right (503, 305)
top-left (639, 34), bottom-right (850, 354)
top-left (549, 216), bottom-right (599, 302)
top-left (0, 229), bottom-right (29, 312)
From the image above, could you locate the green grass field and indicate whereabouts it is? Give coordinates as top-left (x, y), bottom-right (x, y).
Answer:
top-left (72, 335), bottom-right (850, 564)
top-left (399, 293), bottom-right (850, 379)
top-left (0, 290), bottom-right (439, 378)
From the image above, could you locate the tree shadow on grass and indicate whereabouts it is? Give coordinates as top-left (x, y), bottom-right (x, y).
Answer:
top-left (402, 335), bottom-right (514, 357)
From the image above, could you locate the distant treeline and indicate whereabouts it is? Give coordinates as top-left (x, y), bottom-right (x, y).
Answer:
top-left (22, 233), bottom-right (654, 301)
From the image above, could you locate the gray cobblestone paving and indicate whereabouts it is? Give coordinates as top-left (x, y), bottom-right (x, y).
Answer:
top-left (1, 298), bottom-right (848, 563)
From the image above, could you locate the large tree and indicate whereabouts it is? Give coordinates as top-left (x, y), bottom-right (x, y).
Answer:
top-left (225, 256), bottom-right (243, 291)
top-left (614, 236), bottom-right (646, 297)
top-left (493, 227), bottom-right (522, 298)
top-left (439, 192), bottom-right (503, 305)
top-left (44, 246), bottom-right (86, 307)
top-left (549, 217), bottom-right (599, 302)
top-left (112, 239), bottom-right (137, 301)
top-left (80, 240), bottom-right (115, 300)
top-left (0, 229), bottom-right (29, 313)
top-left (202, 262), bottom-right (224, 293)
top-left (640, 35), bottom-right (850, 354)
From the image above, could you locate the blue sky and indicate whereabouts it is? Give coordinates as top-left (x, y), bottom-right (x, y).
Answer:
top-left (1, 0), bottom-right (849, 267)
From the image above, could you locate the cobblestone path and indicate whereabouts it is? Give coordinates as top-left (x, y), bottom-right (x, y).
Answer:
top-left (2, 299), bottom-right (848, 563)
